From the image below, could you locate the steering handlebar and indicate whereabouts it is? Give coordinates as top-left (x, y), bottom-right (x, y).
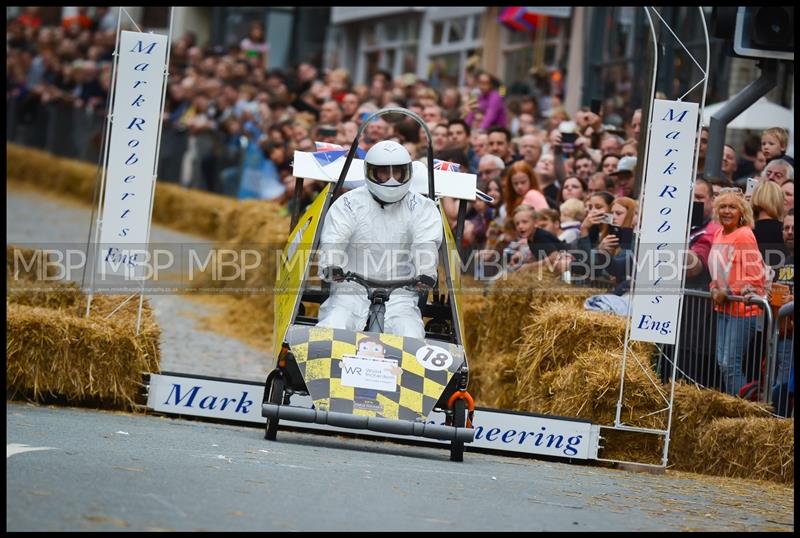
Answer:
top-left (343, 271), bottom-right (421, 292)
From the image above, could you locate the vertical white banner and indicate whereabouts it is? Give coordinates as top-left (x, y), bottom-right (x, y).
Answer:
top-left (629, 99), bottom-right (698, 344)
top-left (98, 31), bottom-right (168, 277)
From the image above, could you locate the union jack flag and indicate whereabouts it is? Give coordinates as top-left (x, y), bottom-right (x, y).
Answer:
top-left (314, 141), bottom-right (344, 151)
top-left (311, 141), bottom-right (366, 166)
top-left (433, 159), bottom-right (461, 172)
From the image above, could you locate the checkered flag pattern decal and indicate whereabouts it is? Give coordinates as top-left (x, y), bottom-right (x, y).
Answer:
top-left (286, 325), bottom-right (465, 421)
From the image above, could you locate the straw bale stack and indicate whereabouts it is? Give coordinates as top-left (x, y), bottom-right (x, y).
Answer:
top-left (7, 143), bottom-right (291, 245)
top-left (522, 348), bottom-right (665, 428)
top-left (7, 302), bottom-right (159, 408)
top-left (461, 294), bottom-right (487, 358)
top-left (7, 244), bottom-right (61, 280)
top-left (466, 270), bottom-right (603, 358)
top-left (7, 144), bottom-right (97, 201)
top-left (7, 265), bottom-right (160, 408)
top-left (695, 416), bottom-right (794, 484)
top-left (515, 302), bottom-right (654, 385)
top-left (465, 351), bottom-right (519, 410)
top-left (667, 382), bottom-right (774, 472)
top-left (7, 277), bottom-right (84, 311)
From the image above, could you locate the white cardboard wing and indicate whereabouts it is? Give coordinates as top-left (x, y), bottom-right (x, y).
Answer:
top-left (292, 151), bottom-right (477, 201)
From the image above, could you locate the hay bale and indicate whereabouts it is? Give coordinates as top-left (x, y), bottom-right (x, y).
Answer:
top-left (7, 144), bottom-right (97, 202)
top-left (467, 270), bottom-right (605, 357)
top-left (668, 382), bottom-right (774, 473)
top-left (522, 348), bottom-right (665, 428)
top-left (6, 301), bottom-right (160, 408)
top-left (465, 351), bottom-right (519, 410)
top-left (7, 244), bottom-right (62, 280)
top-left (696, 417), bottom-right (794, 484)
top-left (515, 302), bottom-right (654, 386)
top-left (461, 294), bottom-right (487, 357)
top-left (6, 257), bottom-right (161, 408)
top-left (7, 143), bottom-right (291, 245)
top-left (600, 429), bottom-right (665, 466)
top-left (7, 277), bottom-right (84, 311)
top-left (151, 182), bottom-right (237, 240)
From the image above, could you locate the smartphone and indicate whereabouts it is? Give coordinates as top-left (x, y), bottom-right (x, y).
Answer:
top-left (602, 213), bottom-right (614, 224)
top-left (561, 132), bottom-right (577, 154)
top-left (317, 127), bottom-right (337, 138)
top-left (690, 200), bottom-right (704, 228)
top-left (746, 177), bottom-right (758, 195)
top-left (617, 227), bottom-right (634, 250)
top-left (590, 98), bottom-right (602, 114)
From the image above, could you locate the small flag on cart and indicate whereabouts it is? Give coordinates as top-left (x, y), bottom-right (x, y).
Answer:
top-left (312, 141), bottom-right (366, 166)
top-left (433, 159), bottom-right (461, 172)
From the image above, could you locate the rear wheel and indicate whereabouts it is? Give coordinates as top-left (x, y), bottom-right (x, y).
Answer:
top-left (264, 375), bottom-right (285, 441)
top-left (450, 398), bottom-right (466, 462)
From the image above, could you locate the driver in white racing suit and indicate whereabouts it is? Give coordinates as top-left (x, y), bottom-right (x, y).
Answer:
top-left (316, 140), bottom-right (442, 339)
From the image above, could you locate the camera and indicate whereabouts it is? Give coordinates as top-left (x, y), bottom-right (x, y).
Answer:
top-left (601, 213), bottom-right (614, 224)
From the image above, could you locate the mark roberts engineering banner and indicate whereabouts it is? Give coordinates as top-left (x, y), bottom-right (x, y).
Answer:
top-left (629, 99), bottom-right (698, 345)
top-left (98, 31), bottom-right (168, 277)
top-left (147, 373), bottom-right (600, 460)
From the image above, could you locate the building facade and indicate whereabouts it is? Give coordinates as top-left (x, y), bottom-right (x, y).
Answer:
top-left (325, 6), bottom-right (793, 122)
top-left (8, 6), bottom-right (792, 125)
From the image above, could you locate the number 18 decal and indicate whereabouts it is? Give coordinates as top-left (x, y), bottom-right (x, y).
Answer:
top-left (414, 345), bottom-right (453, 371)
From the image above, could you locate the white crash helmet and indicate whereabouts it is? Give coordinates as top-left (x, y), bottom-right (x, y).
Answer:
top-left (363, 140), bottom-right (414, 204)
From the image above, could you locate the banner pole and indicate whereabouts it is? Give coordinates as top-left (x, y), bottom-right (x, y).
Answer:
top-left (660, 6), bottom-right (710, 468)
top-left (615, 6), bottom-right (660, 428)
top-left (137, 6), bottom-right (175, 335)
top-left (85, 6), bottom-right (124, 318)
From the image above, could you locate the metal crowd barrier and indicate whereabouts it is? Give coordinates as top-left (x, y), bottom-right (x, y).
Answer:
top-left (767, 301), bottom-right (794, 418)
top-left (7, 96), bottom-right (246, 197)
top-left (656, 289), bottom-right (783, 408)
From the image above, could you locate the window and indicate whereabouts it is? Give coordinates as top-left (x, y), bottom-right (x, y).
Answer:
top-left (360, 17), bottom-right (420, 82)
top-left (448, 17), bottom-right (467, 43)
top-left (500, 16), bottom-right (569, 94)
top-left (428, 52), bottom-right (461, 88)
top-left (425, 8), bottom-right (485, 89)
top-left (472, 14), bottom-right (483, 40)
top-left (432, 22), bottom-right (444, 46)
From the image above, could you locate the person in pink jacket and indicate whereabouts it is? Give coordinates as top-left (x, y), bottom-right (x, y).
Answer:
top-left (465, 71), bottom-right (507, 131)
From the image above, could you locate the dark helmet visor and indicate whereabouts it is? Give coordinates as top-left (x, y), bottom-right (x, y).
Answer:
top-left (365, 162), bottom-right (412, 184)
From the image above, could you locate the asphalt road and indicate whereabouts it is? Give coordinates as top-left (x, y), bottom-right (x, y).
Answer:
top-left (6, 402), bottom-right (794, 532)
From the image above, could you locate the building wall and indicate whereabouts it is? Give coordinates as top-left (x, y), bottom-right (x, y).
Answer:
top-left (171, 7), bottom-right (211, 46)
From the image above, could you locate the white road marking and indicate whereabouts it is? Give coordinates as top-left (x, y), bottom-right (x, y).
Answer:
top-left (7, 443), bottom-right (56, 458)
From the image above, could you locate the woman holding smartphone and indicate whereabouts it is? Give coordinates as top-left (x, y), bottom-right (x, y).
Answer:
top-left (570, 191), bottom-right (615, 283)
top-left (594, 197), bottom-right (637, 293)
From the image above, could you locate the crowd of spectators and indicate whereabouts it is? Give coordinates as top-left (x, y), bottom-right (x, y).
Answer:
top-left (6, 7), bottom-right (795, 409)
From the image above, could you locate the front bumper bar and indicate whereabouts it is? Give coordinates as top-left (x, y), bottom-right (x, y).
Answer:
top-left (262, 404), bottom-right (474, 443)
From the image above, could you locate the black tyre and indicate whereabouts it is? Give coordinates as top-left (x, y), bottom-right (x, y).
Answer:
top-left (264, 375), bottom-right (285, 441)
top-left (450, 398), bottom-right (466, 462)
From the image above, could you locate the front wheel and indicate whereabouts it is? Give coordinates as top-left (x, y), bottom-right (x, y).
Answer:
top-left (264, 375), bottom-right (285, 441)
top-left (450, 398), bottom-right (466, 462)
